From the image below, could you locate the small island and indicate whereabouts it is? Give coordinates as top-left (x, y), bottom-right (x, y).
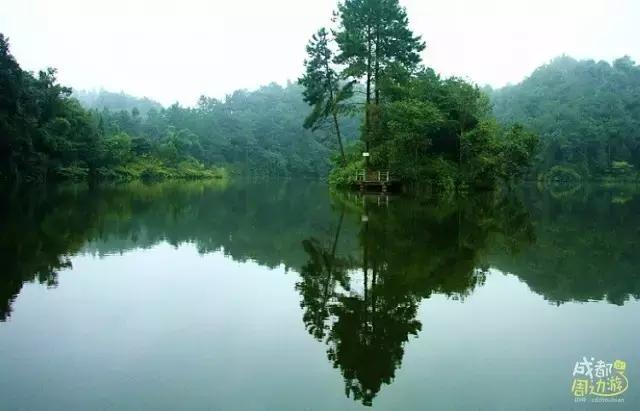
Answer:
top-left (298, 1), bottom-right (538, 192)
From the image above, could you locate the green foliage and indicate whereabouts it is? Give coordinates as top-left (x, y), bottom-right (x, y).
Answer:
top-left (56, 163), bottom-right (90, 180)
top-left (101, 132), bottom-right (133, 165)
top-left (335, 0), bottom-right (425, 84)
top-left (328, 141), bottom-right (365, 185)
top-left (609, 161), bottom-right (635, 177)
top-left (0, 34), bottom-right (100, 182)
top-left (100, 157), bottom-right (226, 181)
top-left (329, 157), bottom-right (364, 187)
top-left (382, 98), bottom-right (443, 178)
top-left (299, 28), bottom-right (355, 163)
top-left (499, 124), bottom-right (539, 180)
top-left (419, 157), bottom-right (458, 193)
top-left (109, 83), bottom-right (360, 177)
top-left (327, 67), bottom-right (538, 190)
top-left (334, 0), bottom-right (426, 155)
top-left (491, 56), bottom-right (640, 179)
top-left (458, 119), bottom-right (501, 187)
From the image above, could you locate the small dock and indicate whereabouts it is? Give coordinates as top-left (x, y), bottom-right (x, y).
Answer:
top-left (352, 170), bottom-right (400, 193)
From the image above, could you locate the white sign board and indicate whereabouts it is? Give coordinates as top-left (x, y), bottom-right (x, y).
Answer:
top-left (362, 152), bottom-right (370, 157)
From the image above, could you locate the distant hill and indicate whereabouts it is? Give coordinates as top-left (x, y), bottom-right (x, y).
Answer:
top-left (73, 89), bottom-right (163, 115)
top-left (489, 56), bottom-right (640, 179)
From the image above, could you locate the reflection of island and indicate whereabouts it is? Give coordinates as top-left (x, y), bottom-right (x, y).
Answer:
top-left (297, 205), bottom-right (423, 405)
top-left (296, 191), bottom-right (536, 405)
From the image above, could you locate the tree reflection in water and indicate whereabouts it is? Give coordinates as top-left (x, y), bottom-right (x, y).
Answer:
top-left (297, 190), bottom-right (535, 405)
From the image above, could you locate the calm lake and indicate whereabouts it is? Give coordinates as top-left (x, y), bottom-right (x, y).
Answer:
top-left (0, 180), bottom-right (638, 410)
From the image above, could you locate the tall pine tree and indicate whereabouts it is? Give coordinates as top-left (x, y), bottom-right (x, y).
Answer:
top-left (299, 28), bottom-right (353, 163)
top-left (334, 0), bottom-right (425, 153)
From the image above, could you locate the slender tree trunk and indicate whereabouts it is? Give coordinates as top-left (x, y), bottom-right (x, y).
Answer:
top-left (323, 57), bottom-right (346, 164)
top-left (373, 27), bottom-right (381, 172)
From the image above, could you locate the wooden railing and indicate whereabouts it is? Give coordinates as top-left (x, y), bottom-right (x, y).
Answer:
top-left (355, 170), bottom-right (391, 183)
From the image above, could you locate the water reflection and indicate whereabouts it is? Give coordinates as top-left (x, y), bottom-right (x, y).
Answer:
top-left (492, 186), bottom-right (640, 305)
top-left (296, 191), bottom-right (537, 405)
top-left (0, 180), bottom-right (337, 320)
top-left (1, 180), bottom-right (639, 406)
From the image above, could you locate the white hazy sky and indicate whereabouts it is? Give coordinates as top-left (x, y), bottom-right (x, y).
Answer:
top-left (1, 0), bottom-right (638, 106)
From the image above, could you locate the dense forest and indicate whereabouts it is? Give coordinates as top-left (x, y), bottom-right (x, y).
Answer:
top-left (95, 82), bottom-right (360, 177)
top-left (490, 55), bottom-right (640, 182)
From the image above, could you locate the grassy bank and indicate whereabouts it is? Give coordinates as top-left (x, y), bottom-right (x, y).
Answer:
top-left (56, 157), bottom-right (227, 183)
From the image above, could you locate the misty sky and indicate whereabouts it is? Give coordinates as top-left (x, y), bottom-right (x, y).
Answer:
top-left (1, 0), bottom-right (638, 106)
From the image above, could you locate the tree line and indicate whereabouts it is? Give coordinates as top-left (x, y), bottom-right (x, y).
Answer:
top-left (490, 55), bottom-right (640, 182)
top-left (4, 19), bottom-right (639, 186)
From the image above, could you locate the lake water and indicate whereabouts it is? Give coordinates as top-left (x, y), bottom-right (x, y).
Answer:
top-left (0, 180), bottom-right (638, 410)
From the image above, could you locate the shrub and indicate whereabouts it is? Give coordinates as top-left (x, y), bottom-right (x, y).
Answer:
top-left (543, 165), bottom-right (582, 183)
top-left (56, 164), bottom-right (89, 180)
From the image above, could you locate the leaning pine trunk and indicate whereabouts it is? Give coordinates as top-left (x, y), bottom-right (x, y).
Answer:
top-left (332, 110), bottom-right (346, 165)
